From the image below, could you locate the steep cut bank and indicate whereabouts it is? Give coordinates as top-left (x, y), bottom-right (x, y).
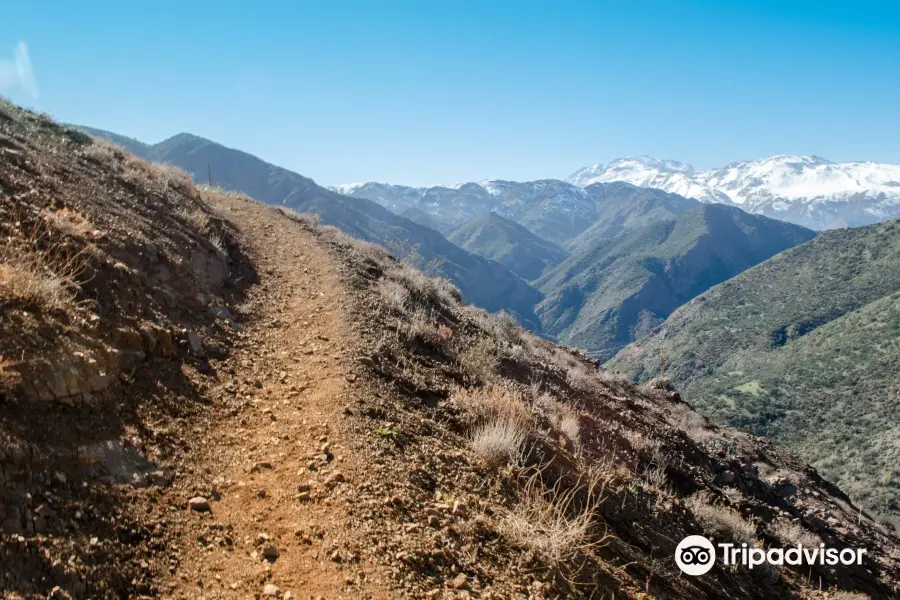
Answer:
top-left (3, 101), bottom-right (899, 599)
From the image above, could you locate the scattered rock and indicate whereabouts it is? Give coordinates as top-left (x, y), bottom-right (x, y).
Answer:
top-left (451, 573), bottom-right (468, 589)
top-left (262, 545), bottom-right (280, 561)
top-left (186, 329), bottom-right (203, 352)
top-left (188, 497), bottom-right (211, 512)
top-left (262, 583), bottom-right (280, 597)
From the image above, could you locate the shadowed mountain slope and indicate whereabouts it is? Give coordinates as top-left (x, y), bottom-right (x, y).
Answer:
top-left (536, 204), bottom-right (816, 360)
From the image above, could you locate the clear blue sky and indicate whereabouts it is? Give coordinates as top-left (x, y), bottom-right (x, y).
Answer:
top-left (2, 1), bottom-right (899, 186)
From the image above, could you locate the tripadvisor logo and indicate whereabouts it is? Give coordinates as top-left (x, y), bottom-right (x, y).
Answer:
top-left (675, 535), bottom-right (867, 576)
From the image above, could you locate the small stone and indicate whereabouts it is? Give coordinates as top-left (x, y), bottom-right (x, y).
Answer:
top-left (715, 470), bottom-right (736, 484)
top-left (262, 545), bottom-right (280, 560)
top-left (451, 573), bottom-right (468, 589)
top-left (147, 470), bottom-right (170, 486)
top-left (188, 497), bottom-right (211, 512)
top-left (257, 489), bottom-right (267, 499)
top-left (297, 483), bottom-right (311, 493)
top-left (297, 491), bottom-right (311, 502)
top-left (262, 583), bottom-right (279, 597)
top-left (186, 329), bottom-right (203, 352)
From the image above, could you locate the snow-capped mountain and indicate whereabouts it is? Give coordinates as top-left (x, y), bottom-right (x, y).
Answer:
top-left (568, 155), bottom-right (900, 230)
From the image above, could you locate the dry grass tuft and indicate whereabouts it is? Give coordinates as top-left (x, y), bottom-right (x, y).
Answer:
top-left (470, 416), bottom-right (528, 467)
top-left (0, 216), bottom-right (85, 312)
top-left (687, 495), bottom-right (757, 544)
top-left (453, 386), bottom-right (531, 425)
top-left (769, 519), bottom-right (820, 548)
top-left (501, 468), bottom-right (610, 566)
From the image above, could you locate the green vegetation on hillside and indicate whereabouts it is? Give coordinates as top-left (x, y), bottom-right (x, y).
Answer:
top-left (609, 218), bottom-right (900, 516)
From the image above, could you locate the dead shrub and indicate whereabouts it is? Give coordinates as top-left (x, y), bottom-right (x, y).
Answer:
top-left (490, 310), bottom-right (523, 345)
top-left (42, 208), bottom-right (93, 239)
top-left (501, 468), bottom-right (611, 566)
top-left (0, 354), bottom-right (21, 395)
top-left (668, 402), bottom-right (718, 444)
top-left (377, 278), bottom-right (409, 313)
top-left (405, 307), bottom-right (453, 352)
top-left (151, 162), bottom-right (194, 192)
top-left (391, 264), bottom-right (458, 307)
top-left (458, 336), bottom-right (500, 383)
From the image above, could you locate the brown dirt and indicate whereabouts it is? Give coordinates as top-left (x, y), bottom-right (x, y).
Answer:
top-left (157, 193), bottom-right (392, 599)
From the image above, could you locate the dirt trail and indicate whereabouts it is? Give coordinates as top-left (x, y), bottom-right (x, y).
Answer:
top-left (164, 195), bottom-right (389, 599)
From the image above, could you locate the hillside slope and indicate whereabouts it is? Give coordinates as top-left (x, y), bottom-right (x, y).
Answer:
top-left (448, 211), bottom-right (569, 281)
top-left (609, 218), bottom-right (900, 517)
top-left (80, 128), bottom-right (543, 328)
top-left (571, 182), bottom-right (700, 251)
top-left (3, 99), bottom-right (899, 599)
top-left (536, 204), bottom-right (816, 361)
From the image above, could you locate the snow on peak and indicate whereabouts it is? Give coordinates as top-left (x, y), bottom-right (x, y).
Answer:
top-left (568, 154), bottom-right (900, 217)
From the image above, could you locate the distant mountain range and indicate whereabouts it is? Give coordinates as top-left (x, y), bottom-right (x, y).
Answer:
top-left (609, 217), bottom-right (900, 517)
top-left (78, 123), bottom-right (900, 519)
top-left (569, 155), bottom-right (900, 230)
top-left (338, 154), bottom-right (900, 232)
top-left (78, 127), bottom-right (542, 327)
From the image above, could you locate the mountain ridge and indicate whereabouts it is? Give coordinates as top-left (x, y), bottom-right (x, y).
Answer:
top-left (536, 204), bottom-right (816, 360)
top-left (569, 154), bottom-right (900, 230)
